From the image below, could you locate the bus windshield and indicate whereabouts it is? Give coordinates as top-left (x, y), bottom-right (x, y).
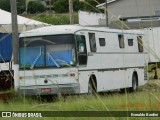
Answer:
top-left (19, 34), bottom-right (76, 69)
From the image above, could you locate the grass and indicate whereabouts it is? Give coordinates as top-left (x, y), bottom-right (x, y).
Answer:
top-left (0, 70), bottom-right (160, 119)
top-left (1, 84), bottom-right (160, 111)
top-left (26, 13), bottom-right (79, 25)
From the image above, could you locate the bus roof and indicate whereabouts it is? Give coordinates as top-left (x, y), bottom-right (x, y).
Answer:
top-left (20, 25), bottom-right (143, 37)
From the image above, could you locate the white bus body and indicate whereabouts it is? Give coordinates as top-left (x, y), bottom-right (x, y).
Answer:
top-left (19, 25), bottom-right (147, 95)
top-left (141, 27), bottom-right (160, 63)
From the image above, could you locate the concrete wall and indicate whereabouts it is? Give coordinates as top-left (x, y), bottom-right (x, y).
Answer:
top-left (108, 0), bottom-right (160, 23)
top-left (78, 11), bottom-right (106, 26)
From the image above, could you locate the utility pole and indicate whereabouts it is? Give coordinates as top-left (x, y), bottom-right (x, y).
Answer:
top-left (49, 0), bottom-right (52, 14)
top-left (105, 0), bottom-right (109, 27)
top-left (69, 0), bottom-right (74, 24)
top-left (10, 0), bottom-right (19, 92)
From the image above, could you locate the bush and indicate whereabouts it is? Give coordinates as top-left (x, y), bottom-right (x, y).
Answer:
top-left (0, 0), bottom-right (26, 13)
top-left (27, 1), bottom-right (45, 14)
top-left (0, 0), bottom-right (10, 12)
top-left (53, 0), bottom-right (105, 13)
top-left (17, 0), bottom-right (26, 14)
top-left (35, 13), bottom-right (78, 25)
top-left (53, 0), bottom-right (69, 13)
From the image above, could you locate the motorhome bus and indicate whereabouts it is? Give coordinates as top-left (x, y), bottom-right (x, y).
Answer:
top-left (19, 25), bottom-right (147, 95)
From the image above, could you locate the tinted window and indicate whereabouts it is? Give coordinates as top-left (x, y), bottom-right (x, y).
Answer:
top-left (19, 34), bottom-right (76, 69)
top-left (76, 35), bottom-right (87, 65)
top-left (20, 34), bottom-right (74, 47)
top-left (128, 39), bottom-right (133, 46)
top-left (89, 33), bottom-right (97, 52)
top-left (99, 38), bottom-right (106, 46)
top-left (76, 35), bottom-right (87, 53)
top-left (118, 35), bottom-right (125, 48)
top-left (137, 36), bottom-right (143, 52)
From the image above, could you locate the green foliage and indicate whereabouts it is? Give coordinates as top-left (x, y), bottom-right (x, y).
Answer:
top-left (73, 0), bottom-right (84, 12)
top-left (53, 0), bottom-right (105, 13)
top-left (17, 0), bottom-right (26, 14)
top-left (35, 13), bottom-right (78, 25)
top-left (27, 1), bottom-right (45, 14)
top-left (0, 0), bottom-right (10, 12)
top-left (0, 0), bottom-right (26, 13)
top-left (83, 0), bottom-right (100, 12)
top-left (1, 80), bottom-right (160, 120)
top-left (157, 62), bottom-right (160, 68)
top-left (36, 15), bottom-right (69, 25)
top-left (148, 64), bottom-right (156, 72)
top-left (53, 0), bottom-right (69, 13)
top-left (0, 0), bottom-right (106, 14)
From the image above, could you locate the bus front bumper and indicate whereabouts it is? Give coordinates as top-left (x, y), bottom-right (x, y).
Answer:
top-left (19, 83), bottom-right (80, 95)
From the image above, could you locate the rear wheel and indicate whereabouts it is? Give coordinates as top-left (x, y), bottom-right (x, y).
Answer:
top-left (88, 76), bottom-right (97, 95)
top-left (130, 74), bottom-right (138, 92)
top-left (88, 82), bottom-right (93, 95)
top-left (120, 88), bottom-right (127, 93)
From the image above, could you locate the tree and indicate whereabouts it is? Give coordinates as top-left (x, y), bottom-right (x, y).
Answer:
top-left (53, 0), bottom-right (69, 13)
top-left (73, 0), bottom-right (84, 12)
top-left (0, 0), bottom-right (26, 14)
top-left (83, 0), bottom-right (105, 12)
top-left (17, 0), bottom-right (26, 14)
top-left (0, 0), bottom-right (11, 12)
top-left (53, 0), bottom-right (105, 13)
top-left (27, 1), bottom-right (45, 14)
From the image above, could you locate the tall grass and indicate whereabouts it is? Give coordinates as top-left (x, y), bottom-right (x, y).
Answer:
top-left (1, 70), bottom-right (160, 120)
top-left (0, 80), bottom-right (160, 120)
top-left (32, 13), bottom-right (78, 25)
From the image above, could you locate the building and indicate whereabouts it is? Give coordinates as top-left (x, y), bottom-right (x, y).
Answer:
top-left (97, 0), bottom-right (160, 24)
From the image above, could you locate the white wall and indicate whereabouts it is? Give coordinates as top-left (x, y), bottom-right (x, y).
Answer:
top-left (78, 11), bottom-right (105, 26)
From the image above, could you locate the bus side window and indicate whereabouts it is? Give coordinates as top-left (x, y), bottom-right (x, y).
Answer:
top-left (89, 33), bottom-right (97, 52)
top-left (137, 36), bottom-right (143, 52)
top-left (76, 35), bottom-right (86, 53)
top-left (76, 35), bottom-right (87, 65)
top-left (128, 39), bottom-right (133, 46)
top-left (118, 35), bottom-right (125, 48)
top-left (99, 38), bottom-right (106, 46)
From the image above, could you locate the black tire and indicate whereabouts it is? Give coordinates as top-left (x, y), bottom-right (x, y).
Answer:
top-left (88, 78), bottom-right (97, 95)
top-left (120, 88), bottom-right (127, 93)
top-left (130, 74), bottom-right (138, 92)
top-left (88, 81), bottom-right (93, 95)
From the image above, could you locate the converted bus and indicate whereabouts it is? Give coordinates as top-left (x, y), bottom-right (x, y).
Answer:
top-left (19, 25), bottom-right (147, 95)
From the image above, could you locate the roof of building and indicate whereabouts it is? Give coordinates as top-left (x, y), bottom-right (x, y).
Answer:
top-left (109, 20), bottom-right (160, 29)
top-left (119, 16), bottom-right (160, 21)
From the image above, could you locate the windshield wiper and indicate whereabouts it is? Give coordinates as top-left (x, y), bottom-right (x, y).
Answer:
top-left (30, 47), bottom-right (42, 69)
top-left (55, 59), bottom-right (71, 67)
top-left (47, 52), bottom-right (60, 68)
